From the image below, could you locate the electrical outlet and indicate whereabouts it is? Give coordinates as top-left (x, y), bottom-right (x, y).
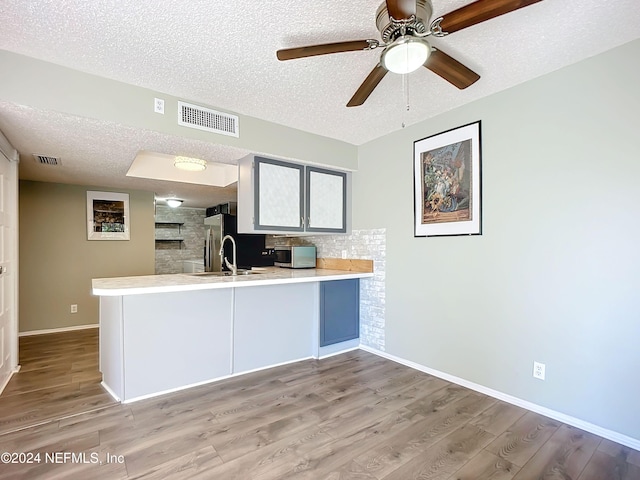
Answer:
top-left (71, 304), bottom-right (78, 314)
top-left (341, 250), bottom-right (347, 259)
top-left (154, 97), bottom-right (165, 114)
top-left (533, 361), bottom-right (545, 380)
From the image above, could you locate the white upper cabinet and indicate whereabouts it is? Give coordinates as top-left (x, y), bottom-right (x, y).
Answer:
top-left (237, 155), bottom-right (349, 235)
top-left (306, 167), bottom-right (346, 232)
top-left (256, 158), bottom-right (304, 231)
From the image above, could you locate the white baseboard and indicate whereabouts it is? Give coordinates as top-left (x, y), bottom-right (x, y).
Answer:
top-left (318, 345), bottom-right (360, 360)
top-left (121, 375), bottom-right (235, 404)
top-left (119, 356), bottom-right (316, 404)
top-left (318, 338), bottom-right (360, 359)
top-left (232, 356), bottom-right (315, 378)
top-left (100, 381), bottom-right (121, 403)
top-left (19, 324), bottom-right (99, 337)
top-left (359, 345), bottom-right (640, 452)
top-left (0, 365), bottom-right (20, 395)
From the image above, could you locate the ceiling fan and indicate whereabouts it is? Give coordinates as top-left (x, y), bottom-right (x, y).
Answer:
top-left (276, 0), bottom-right (543, 107)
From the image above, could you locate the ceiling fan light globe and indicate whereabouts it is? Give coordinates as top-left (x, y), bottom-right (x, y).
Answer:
top-left (381, 37), bottom-right (431, 74)
top-left (174, 156), bottom-right (207, 171)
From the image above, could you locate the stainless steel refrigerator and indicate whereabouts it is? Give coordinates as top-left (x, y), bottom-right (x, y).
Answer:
top-left (204, 214), bottom-right (266, 272)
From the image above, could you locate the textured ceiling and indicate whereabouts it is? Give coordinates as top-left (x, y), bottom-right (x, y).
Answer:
top-left (0, 103), bottom-right (244, 207)
top-left (1, 0), bottom-right (639, 206)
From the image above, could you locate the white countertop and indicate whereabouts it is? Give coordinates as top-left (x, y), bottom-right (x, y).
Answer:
top-left (92, 267), bottom-right (373, 296)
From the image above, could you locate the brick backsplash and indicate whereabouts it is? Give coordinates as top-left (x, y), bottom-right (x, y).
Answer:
top-left (268, 229), bottom-right (386, 351)
top-left (155, 206), bottom-right (206, 274)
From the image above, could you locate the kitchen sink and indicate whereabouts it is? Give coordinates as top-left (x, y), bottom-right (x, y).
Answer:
top-left (188, 270), bottom-right (262, 277)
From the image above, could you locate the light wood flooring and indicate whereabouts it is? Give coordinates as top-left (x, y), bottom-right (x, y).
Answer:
top-left (0, 330), bottom-right (639, 479)
top-left (0, 328), bottom-right (116, 436)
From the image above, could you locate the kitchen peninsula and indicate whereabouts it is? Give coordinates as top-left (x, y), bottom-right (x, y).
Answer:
top-left (93, 266), bottom-right (373, 403)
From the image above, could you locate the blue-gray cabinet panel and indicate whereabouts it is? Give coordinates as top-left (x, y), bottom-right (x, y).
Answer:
top-left (320, 279), bottom-right (359, 347)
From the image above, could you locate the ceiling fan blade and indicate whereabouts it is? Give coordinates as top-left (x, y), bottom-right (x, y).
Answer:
top-left (425, 48), bottom-right (480, 89)
top-left (277, 40), bottom-right (374, 61)
top-left (439, 0), bottom-right (543, 34)
top-left (347, 65), bottom-right (388, 107)
top-left (386, 0), bottom-right (416, 21)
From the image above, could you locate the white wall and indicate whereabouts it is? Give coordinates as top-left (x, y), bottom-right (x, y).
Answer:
top-left (352, 40), bottom-right (640, 442)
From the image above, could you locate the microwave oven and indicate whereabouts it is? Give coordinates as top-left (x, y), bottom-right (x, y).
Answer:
top-left (274, 246), bottom-right (316, 269)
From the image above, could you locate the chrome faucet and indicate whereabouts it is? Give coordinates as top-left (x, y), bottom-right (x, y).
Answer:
top-left (219, 235), bottom-right (237, 275)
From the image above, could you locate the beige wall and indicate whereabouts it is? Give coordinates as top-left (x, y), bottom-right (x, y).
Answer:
top-left (19, 180), bottom-right (155, 333)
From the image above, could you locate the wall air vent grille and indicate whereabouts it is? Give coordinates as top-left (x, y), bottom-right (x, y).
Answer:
top-left (178, 101), bottom-right (239, 137)
top-left (33, 154), bottom-right (61, 166)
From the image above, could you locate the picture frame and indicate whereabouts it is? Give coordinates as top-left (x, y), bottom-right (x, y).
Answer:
top-left (413, 121), bottom-right (482, 237)
top-left (87, 191), bottom-right (130, 240)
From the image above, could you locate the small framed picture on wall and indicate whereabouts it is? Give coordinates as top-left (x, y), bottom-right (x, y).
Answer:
top-left (87, 191), bottom-right (130, 240)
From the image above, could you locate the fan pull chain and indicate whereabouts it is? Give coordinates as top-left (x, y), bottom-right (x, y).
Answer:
top-left (402, 73), bottom-right (410, 128)
top-left (404, 73), bottom-right (410, 111)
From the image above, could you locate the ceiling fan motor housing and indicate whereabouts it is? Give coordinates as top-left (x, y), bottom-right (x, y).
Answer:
top-left (375, 0), bottom-right (433, 43)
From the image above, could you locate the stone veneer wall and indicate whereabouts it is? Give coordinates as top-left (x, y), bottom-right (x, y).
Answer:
top-left (268, 229), bottom-right (386, 351)
top-left (155, 206), bottom-right (206, 274)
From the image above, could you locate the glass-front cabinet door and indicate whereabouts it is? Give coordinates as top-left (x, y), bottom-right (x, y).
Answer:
top-left (254, 157), bottom-right (304, 231)
top-left (306, 166), bottom-right (346, 233)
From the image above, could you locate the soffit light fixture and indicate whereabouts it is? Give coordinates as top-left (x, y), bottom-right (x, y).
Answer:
top-left (381, 36), bottom-right (431, 74)
top-left (166, 198), bottom-right (183, 208)
top-left (174, 156), bottom-right (207, 172)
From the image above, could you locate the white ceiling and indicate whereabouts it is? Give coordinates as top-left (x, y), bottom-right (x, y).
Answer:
top-left (1, 0), bottom-right (639, 207)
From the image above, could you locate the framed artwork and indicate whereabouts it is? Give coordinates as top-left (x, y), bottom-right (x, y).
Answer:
top-left (87, 191), bottom-right (130, 240)
top-left (413, 121), bottom-right (482, 237)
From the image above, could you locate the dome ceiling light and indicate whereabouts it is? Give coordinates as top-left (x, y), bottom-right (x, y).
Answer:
top-left (174, 156), bottom-right (207, 172)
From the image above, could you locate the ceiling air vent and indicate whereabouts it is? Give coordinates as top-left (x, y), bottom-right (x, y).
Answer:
top-left (178, 101), bottom-right (239, 138)
top-left (33, 154), bottom-right (61, 166)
